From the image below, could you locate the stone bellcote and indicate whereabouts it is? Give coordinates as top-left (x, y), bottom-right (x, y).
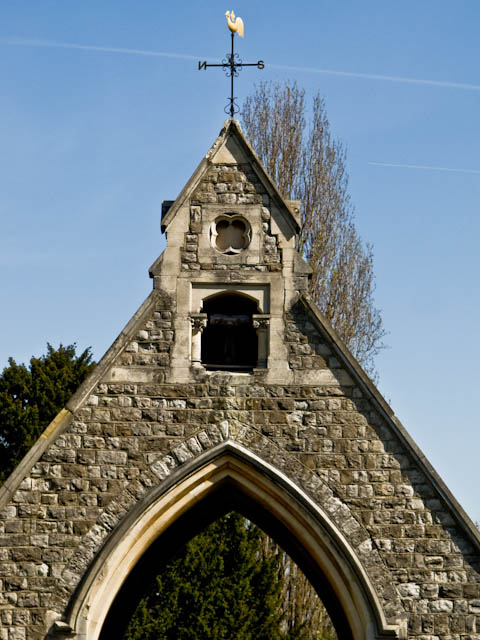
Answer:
top-left (149, 119), bottom-right (311, 383)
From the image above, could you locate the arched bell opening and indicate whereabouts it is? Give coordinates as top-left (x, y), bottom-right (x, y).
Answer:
top-left (99, 485), bottom-right (346, 640)
top-left (62, 445), bottom-right (405, 640)
top-left (201, 293), bottom-right (259, 371)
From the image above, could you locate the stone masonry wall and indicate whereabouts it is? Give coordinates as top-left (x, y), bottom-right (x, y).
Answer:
top-left (0, 297), bottom-right (479, 639)
top-left (180, 164), bottom-right (281, 272)
top-left (114, 291), bottom-right (174, 378)
top-left (286, 301), bottom-right (335, 370)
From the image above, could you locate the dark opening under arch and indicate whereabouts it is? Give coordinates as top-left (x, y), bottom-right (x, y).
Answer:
top-left (201, 293), bottom-right (258, 371)
top-left (99, 484), bottom-right (351, 640)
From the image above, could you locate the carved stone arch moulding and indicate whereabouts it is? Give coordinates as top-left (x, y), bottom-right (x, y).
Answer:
top-left (191, 283), bottom-right (269, 314)
top-left (54, 424), bottom-right (407, 640)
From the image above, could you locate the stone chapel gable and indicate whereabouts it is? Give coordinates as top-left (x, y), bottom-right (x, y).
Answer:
top-left (0, 119), bottom-right (479, 640)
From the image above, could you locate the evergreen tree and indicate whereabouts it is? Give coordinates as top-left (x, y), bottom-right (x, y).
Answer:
top-left (0, 343), bottom-right (95, 483)
top-left (123, 512), bottom-right (309, 640)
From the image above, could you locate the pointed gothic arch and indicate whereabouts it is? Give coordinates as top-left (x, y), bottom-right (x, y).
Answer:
top-left (61, 442), bottom-right (406, 640)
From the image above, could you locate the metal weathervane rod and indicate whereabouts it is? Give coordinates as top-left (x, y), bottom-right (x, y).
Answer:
top-left (198, 10), bottom-right (264, 117)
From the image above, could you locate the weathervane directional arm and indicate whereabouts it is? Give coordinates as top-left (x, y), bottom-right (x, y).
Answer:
top-left (198, 12), bottom-right (264, 118)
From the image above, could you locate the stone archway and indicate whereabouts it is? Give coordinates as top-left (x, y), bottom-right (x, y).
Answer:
top-left (61, 442), bottom-right (406, 640)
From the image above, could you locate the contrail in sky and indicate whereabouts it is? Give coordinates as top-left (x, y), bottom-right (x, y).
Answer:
top-left (269, 63), bottom-right (480, 92)
top-left (1, 37), bottom-right (480, 92)
top-left (369, 162), bottom-right (480, 175)
top-left (0, 37), bottom-right (207, 62)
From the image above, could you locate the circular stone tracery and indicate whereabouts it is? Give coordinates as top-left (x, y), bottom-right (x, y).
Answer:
top-left (211, 215), bottom-right (251, 254)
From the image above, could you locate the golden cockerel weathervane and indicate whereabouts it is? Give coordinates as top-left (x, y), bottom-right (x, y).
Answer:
top-left (225, 10), bottom-right (244, 38)
top-left (198, 10), bottom-right (264, 117)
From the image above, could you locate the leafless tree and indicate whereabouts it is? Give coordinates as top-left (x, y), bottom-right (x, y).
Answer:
top-left (261, 535), bottom-right (337, 639)
top-left (241, 82), bottom-right (385, 378)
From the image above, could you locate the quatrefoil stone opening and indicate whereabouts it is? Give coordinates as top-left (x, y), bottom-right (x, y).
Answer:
top-left (211, 216), bottom-right (251, 254)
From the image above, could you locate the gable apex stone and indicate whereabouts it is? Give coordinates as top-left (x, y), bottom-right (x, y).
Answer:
top-left (160, 119), bottom-right (300, 234)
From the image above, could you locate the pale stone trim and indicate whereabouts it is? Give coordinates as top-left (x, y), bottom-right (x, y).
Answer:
top-left (298, 294), bottom-right (480, 551)
top-left (189, 312), bottom-right (208, 365)
top-left (160, 120), bottom-right (300, 235)
top-left (0, 408), bottom-right (73, 506)
top-left (191, 282), bottom-right (269, 313)
top-left (61, 442), bottom-right (406, 640)
top-left (0, 293), bottom-right (158, 509)
top-left (253, 314), bottom-right (270, 367)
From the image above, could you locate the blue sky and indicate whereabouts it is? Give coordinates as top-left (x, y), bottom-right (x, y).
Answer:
top-left (1, 1), bottom-right (479, 523)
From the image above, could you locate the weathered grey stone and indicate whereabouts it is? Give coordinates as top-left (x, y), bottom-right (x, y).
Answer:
top-left (0, 118), bottom-right (478, 640)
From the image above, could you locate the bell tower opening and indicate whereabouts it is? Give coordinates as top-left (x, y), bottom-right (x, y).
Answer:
top-left (201, 293), bottom-right (258, 371)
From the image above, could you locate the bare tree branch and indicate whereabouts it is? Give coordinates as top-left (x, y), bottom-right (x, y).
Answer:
top-left (241, 81), bottom-right (386, 379)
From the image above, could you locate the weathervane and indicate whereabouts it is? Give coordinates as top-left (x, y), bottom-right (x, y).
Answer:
top-left (198, 10), bottom-right (264, 117)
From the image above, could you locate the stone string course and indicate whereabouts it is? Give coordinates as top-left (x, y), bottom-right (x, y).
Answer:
top-left (0, 298), bottom-right (479, 639)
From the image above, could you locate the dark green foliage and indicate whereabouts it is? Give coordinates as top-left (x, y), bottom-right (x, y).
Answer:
top-left (123, 512), bottom-right (307, 640)
top-left (0, 343), bottom-right (95, 483)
